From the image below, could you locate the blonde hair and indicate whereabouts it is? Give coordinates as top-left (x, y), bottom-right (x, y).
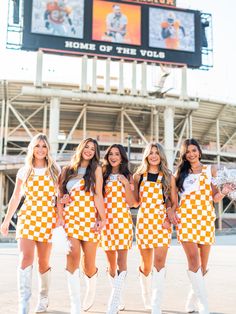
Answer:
top-left (135, 142), bottom-right (171, 197)
top-left (23, 133), bottom-right (59, 186)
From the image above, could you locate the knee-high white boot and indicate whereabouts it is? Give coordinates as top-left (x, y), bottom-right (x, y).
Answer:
top-left (187, 269), bottom-right (209, 314)
top-left (18, 265), bottom-right (33, 314)
top-left (67, 269), bottom-right (81, 314)
top-left (151, 267), bottom-right (165, 314)
top-left (185, 286), bottom-right (197, 313)
top-left (139, 270), bottom-right (152, 310)
top-left (82, 270), bottom-right (98, 311)
top-left (35, 268), bottom-right (51, 313)
top-left (108, 273), bottom-right (126, 311)
top-left (106, 271), bottom-right (127, 314)
top-left (185, 270), bottom-right (208, 313)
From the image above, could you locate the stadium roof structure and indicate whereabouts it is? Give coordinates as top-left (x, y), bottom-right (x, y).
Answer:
top-left (0, 78), bottom-right (236, 166)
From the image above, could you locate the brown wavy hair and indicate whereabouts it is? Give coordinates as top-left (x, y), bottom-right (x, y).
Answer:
top-left (102, 144), bottom-right (131, 195)
top-left (59, 138), bottom-right (100, 194)
top-left (175, 138), bottom-right (202, 192)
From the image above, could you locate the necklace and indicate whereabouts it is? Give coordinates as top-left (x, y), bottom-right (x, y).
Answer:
top-left (190, 163), bottom-right (202, 173)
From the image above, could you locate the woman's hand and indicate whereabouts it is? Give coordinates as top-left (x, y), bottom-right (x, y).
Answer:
top-left (167, 207), bottom-right (180, 226)
top-left (93, 219), bottom-right (106, 233)
top-left (221, 183), bottom-right (236, 196)
top-left (117, 174), bottom-right (129, 187)
top-left (59, 194), bottom-right (72, 205)
top-left (0, 220), bottom-right (10, 237)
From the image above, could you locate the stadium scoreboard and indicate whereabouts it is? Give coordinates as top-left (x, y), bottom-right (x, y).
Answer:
top-left (22, 0), bottom-right (203, 68)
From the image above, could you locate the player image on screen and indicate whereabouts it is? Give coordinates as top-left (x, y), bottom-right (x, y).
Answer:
top-left (105, 4), bottom-right (128, 43)
top-left (44, 0), bottom-right (75, 36)
top-left (31, 0), bottom-right (84, 39)
top-left (161, 12), bottom-right (185, 49)
top-left (149, 7), bottom-right (195, 52)
top-left (92, 0), bottom-right (141, 46)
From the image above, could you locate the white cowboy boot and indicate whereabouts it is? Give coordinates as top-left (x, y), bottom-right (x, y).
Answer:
top-left (106, 271), bottom-right (127, 314)
top-left (151, 267), bottom-right (165, 314)
top-left (18, 265), bottom-right (33, 314)
top-left (185, 270), bottom-right (208, 313)
top-left (67, 269), bottom-right (81, 314)
top-left (139, 269), bottom-right (152, 310)
top-left (82, 270), bottom-right (98, 311)
top-left (108, 272), bottom-right (126, 311)
top-left (185, 287), bottom-right (197, 313)
top-left (187, 269), bottom-right (209, 314)
top-left (35, 268), bottom-right (51, 313)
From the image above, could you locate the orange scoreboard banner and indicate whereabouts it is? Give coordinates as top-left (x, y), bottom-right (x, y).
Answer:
top-left (120, 0), bottom-right (176, 7)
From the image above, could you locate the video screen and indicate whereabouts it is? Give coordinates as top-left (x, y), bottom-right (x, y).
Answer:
top-left (149, 7), bottom-right (195, 52)
top-left (92, 0), bottom-right (141, 45)
top-left (31, 0), bottom-right (85, 39)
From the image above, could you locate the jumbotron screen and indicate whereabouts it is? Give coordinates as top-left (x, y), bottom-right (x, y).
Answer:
top-left (22, 0), bottom-right (203, 68)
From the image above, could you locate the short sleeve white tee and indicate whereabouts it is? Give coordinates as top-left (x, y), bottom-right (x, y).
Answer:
top-left (181, 165), bottom-right (212, 196)
top-left (17, 164), bottom-right (61, 181)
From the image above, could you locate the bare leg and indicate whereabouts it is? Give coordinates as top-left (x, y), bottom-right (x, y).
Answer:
top-left (182, 242), bottom-right (200, 272)
top-left (66, 237), bottom-right (81, 273)
top-left (18, 238), bottom-right (35, 269)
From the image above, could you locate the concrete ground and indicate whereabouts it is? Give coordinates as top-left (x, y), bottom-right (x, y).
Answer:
top-left (0, 235), bottom-right (235, 314)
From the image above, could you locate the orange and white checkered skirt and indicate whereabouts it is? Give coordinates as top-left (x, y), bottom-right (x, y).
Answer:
top-left (177, 167), bottom-right (216, 245)
top-left (16, 171), bottom-right (57, 242)
top-left (101, 178), bottom-right (133, 251)
top-left (136, 173), bottom-right (171, 249)
top-left (64, 179), bottom-right (99, 243)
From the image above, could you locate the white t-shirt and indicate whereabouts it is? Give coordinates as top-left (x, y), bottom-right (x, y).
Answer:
top-left (66, 167), bottom-right (87, 193)
top-left (17, 165), bottom-right (60, 181)
top-left (181, 165), bottom-right (212, 196)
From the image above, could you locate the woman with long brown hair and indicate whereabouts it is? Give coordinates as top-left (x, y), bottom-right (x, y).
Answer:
top-left (58, 138), bottom-right (106, 313)
top-left (175, 138), bottom-right (229, 314)
top-left (101, 144), bottom-right (137, 314)
top-left (0, 133), bottom-right (60, 314)
top-left (133, 142), bottom-right (178, 314)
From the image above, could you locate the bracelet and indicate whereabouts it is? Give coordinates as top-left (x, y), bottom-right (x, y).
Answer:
top-left (166, 207), bottom-right (172, 212)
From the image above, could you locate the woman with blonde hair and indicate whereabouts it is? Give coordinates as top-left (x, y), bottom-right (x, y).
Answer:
top-left (133, 142), bottom-right (178, 314)
top-left (58, 138), bottom-right (106, 313)
top-left (0, 133), bottom-right (60, 314)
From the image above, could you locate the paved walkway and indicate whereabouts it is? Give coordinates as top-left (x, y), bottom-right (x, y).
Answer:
top-left (0, 235), bottom-right (235, 314)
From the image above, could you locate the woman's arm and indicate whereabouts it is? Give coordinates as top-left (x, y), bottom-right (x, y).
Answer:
top-left (0, 177), bottom-right (23, 236)
top-left (211, 165), bottom-right (228, 203)
top-left (166, 175), bottom-right (180, 225)
top-left (94, 166), bottom-right (106, 230)
top-left (133, 173), bottom-right (141, 206)
top-left (118, 174), bottom-right (139, 208)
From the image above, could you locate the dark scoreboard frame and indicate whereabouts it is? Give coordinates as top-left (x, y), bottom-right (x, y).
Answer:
top-left (22, 0), bottom-right (203, 68)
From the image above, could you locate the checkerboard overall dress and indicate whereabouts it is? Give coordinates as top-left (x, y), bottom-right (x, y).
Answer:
top-left (177, 165), bottom-right (216, 244)
top-left (101, 174), bottom-right (133, 251)
top-left (64, 178), bottom-right (99, 242)
top-left (16, 170), bottom-right (57, 242)
top-left (136, 172), bottom-right (171, 249)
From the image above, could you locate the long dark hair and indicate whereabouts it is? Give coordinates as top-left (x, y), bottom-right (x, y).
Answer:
top-left (102, 144), bottom-right (131, 195)
top-left (59, 138), bottom-right (100, 194)
top-left (175, 138), bottom-right (202, 192)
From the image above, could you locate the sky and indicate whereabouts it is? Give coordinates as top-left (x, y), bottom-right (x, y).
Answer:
top-left (0, 0), bottom-right (235, 104)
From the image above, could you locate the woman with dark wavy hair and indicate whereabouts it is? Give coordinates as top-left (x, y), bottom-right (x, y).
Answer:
top-left (58, 138), bottom-right (106, 313)
top-left (101, 144), bottom-right (137, 314)
top-left (175, 138), bottom-right (229, 314)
